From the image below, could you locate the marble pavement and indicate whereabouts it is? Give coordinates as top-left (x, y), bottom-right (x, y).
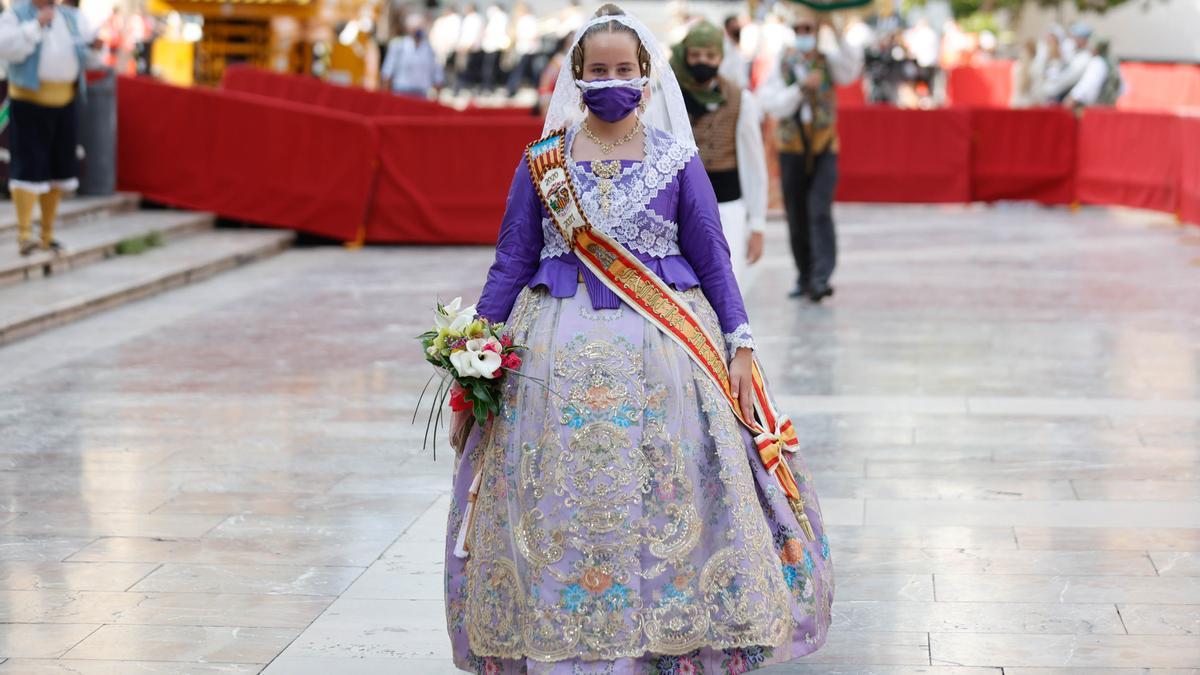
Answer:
top-left (0, 203), bottom-right (1198, 674)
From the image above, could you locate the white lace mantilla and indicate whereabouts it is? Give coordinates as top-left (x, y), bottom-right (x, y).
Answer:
top-left (724, 322), bottom-right (756, 356)
top-left (539, 124), bottom-right (694, 260)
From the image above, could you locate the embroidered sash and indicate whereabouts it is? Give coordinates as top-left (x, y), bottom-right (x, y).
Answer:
top-left (526, 129), bottom-right (815, 540)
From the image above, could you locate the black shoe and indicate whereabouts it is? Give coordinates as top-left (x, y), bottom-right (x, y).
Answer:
top-left (42, 239), bottom-right (65, 254)
top-left (808, 283), bottom-right (834, 303)
top-left (788, 284), bottom-right (809, 299)
top-left (18, 239), bottom-right (39, 257)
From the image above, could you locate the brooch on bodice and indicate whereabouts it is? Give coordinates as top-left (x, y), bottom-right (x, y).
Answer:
top-left (589, 160), bottom-right (622, 216)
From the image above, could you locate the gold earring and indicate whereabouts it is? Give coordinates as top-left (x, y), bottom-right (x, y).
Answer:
top-left (580, 99), bottom-right (587, 111)
top-left (637, 99), bottom-right (647, 114)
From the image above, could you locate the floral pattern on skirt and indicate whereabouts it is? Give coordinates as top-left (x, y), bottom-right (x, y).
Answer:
top-left (445, 286), bottom-right (833, 674)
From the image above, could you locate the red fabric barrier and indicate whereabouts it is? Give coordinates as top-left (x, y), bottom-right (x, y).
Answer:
top-left (837, 108), bottom-right (972, 202)
top-left (1117, 63), bottom-right (1200, 112)
top-left (223, 66), bottom-right (451, 117)
top-left (367, 116), bottom-right (544, 244)
top-left (1076, 109), bottom-right (1181, 213)
top-left (947, 61), bottom-right (1013, 108)
top-left (970, 107), bottom-right (1076, 204)
top-left (1180, 117), bottom-right (1200, 226)
top-left (117, 76), bottom-right (377, 240)
top-left (464, 104), bottom-right (542, 118)
top-left (836, 80), bottom-right (866, 108)
top-left (223, 66), bottom-right (538, 120)
top-left (120, 73), bottom-right (1197, 243)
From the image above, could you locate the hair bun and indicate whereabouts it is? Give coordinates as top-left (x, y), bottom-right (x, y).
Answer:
top-left (594, 3), bottom-right (626, 17)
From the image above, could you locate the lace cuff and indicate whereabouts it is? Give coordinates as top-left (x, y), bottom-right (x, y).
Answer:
top-left (723, 322), bottom-right (756, 358)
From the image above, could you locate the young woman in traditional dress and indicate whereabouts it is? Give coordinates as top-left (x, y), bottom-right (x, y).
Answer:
top-left (444, 5), bottom-right (833, 673)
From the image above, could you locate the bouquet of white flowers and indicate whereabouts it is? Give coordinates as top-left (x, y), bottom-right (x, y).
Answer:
top-left (416, 298), bottom-right (523, 456)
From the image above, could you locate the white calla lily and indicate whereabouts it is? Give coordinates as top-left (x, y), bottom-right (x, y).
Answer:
top-left (449, 338), bottom-right (503, 379)
top-left (435, 297), bottom-right (477, 333)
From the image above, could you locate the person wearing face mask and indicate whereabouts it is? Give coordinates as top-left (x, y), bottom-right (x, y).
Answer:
top-left (444, 4), bottom-right (834, 671)
top-left (381, 15), bottom-right (444, 98)
top-left (760, 11), bottom-right (861, 303)
top-left (671, 19), bottom-right (768, 291)
top-left (718, 13), bottom-right (749, 88)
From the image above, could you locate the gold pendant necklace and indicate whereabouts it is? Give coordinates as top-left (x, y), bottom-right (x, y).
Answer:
top-left (590, 159), bottom-right (622, 215)
top-left (582, 119), bottom-right (642, 155)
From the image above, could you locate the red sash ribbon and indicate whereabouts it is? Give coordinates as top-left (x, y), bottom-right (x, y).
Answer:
top-left (526, 130), bottom-right (814, 540)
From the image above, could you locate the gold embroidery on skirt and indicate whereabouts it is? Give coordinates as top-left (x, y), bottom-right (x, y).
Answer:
top-left (462, 289), bottom-right (795, 660)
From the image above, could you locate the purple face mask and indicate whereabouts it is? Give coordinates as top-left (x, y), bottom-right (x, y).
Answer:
top-left (578, 79), bottom-right (645, 123)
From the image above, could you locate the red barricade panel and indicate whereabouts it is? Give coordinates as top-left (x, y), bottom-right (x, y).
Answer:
top-left (1076, 109), bottom-right (1181, 214)
top-left (1117, 63), bottom-right (1200, 112)
top-left (837, 108), bottom-right (972, 203)
top-left (367, 116), bottom-right (544, 244)
top-left (224, 66), bottom-right (473, 119)
top-left (836, 80), bottom-right (866, 108)
top-left (1180, 117), bottom-right (1200, 226)
top-left (118, 76), bottom-right (377, 241)
top-left (946, 61), bottom-right (1014, 108)
top-left (970, 107), bottom-right (1076, 204)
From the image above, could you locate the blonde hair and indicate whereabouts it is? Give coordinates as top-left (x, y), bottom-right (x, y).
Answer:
top-left (570, 4), bottom-right (652, 79)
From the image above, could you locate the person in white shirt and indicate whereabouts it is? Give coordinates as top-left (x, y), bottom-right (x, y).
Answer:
top-left (1010, 39), bottom-right (1041, 108)
top-left (454, 4), bottom-right (483, 95)
top-left (429, 7), bottom-right (461, 91)
top-left (905, 18), bottom-right (938, 69)
top-left (381, 16), bottom-right (444, 98)
top-left (557, 0), bottom-right (584, 38)
top-left (758, 11), bottom-right (861, 302)
top-left (717, 14), bottom-right (749, 89)
top-left (505, 1), bottom-right (538, 97)
top-left (1065, 39), bottom-right (1122, 108)
top-left (478, 3), bottom-right (509, 94)
top-left (671, 19), bottom-right (769, 290)
top-left (0, 0), bottom-right (94, 256)
top-left (1043, 22), bottom-right (1093, 103)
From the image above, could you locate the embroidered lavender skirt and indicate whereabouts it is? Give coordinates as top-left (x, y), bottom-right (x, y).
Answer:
top-left (444, 285), bottom-right (833, 675)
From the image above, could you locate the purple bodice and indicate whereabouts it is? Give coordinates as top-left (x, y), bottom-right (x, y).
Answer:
top-left (477, 125), bottom-right (755, 353)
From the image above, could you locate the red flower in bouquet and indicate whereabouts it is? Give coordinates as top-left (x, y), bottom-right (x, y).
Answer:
top-left (449, 385), bottom-right (470, 412)
top-left (501, 352), bottom-right (522, 371)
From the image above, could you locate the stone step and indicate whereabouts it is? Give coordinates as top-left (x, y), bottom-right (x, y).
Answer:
top-left (0, 210), bottom-right (215, 288)
top-left (0, 192), bottom-right (141, 237)
top-left (0, 228), bottom-right (294, 346)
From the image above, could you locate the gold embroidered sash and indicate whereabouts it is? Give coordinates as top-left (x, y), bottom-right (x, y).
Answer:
top-left (525, 129), bottom-right (814, 540)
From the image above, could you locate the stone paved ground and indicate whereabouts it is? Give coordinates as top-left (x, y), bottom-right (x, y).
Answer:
top-left (0, 204), bottom-right (1198, 674)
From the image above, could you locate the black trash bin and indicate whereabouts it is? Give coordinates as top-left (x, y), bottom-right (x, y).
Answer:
top-left (78, 69), bottom-right (116, 196)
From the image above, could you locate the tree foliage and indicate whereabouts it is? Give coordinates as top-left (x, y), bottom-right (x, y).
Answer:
top-left (923, 0), bottom-right (1139, 20)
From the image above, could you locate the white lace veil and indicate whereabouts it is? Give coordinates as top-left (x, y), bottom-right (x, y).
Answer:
top-left (542, 10), bottom-right (696, 150)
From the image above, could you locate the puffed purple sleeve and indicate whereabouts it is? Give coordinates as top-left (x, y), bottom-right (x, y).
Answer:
top-left (476, 158), bottom-right (545, 323)
top-left (676, 154), bottom-right (757, 355)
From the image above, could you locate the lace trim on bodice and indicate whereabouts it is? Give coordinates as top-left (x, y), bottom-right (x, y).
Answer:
top-left (539, 124), bottom-right (694, 260)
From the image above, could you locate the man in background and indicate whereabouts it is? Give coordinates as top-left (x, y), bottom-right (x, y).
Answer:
top-left (760, 10), bottom-right (862, 303)
top-left (0, 0), bottom-right (94, 255)
top-left (1064, 39), bottom-right (1124, 109)
top-left (718, 14), bottom-right (749, 88)
top-left (429, 6), bottom-right (462, 94)
top-left (1044, 22), bottom-right (1094, 103)
top-left (381, 14), bottom-right (443, 98)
